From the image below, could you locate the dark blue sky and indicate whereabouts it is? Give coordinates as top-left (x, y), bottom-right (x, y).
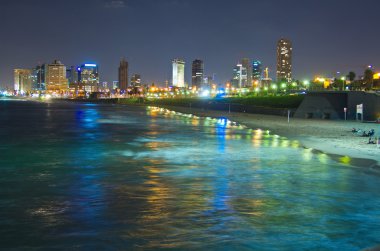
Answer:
top-left (1, 0), bottom-right (379, 88)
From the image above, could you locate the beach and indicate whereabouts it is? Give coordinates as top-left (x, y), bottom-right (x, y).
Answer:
top-left (6, 97), bottom-right (379, 167)
top-left (157, 105), bottom-right (380, 167)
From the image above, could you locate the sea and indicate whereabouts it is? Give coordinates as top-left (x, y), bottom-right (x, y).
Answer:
top-left (0, 99), bottom-right (379, 250)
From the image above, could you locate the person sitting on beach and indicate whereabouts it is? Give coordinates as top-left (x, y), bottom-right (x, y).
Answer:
top-left (361, 129), bottom-right (375, 137)
top-left (368, 129), bottom-right (375, 137)
top-left (353, 129), bottom-right (363, 136)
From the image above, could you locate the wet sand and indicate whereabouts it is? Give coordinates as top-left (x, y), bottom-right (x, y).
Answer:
top-left (157, 105), bottom-right (380, 167)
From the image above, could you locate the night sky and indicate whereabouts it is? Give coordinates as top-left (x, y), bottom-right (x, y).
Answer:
top-left (1, 0), bottom-right (379, 88)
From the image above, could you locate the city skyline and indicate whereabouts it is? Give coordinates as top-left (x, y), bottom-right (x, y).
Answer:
top-left (1, 0), bottom-right (380, 88)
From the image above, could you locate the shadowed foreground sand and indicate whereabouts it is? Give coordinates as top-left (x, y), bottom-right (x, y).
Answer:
top-left (158, 105), bottom-right (380, 168)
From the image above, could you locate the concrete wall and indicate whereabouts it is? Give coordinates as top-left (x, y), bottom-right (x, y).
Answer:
top-left (347, 92), bottom-right (380, 121)
top-left (188, 102), bottom-right (291, 117)
top-left (294, 92), bottom-right (347, 119)
top-left (294, 91), bottom-right (380, 121)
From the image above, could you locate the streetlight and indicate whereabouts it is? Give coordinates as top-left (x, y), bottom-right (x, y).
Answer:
top-left (341, 76), bottom-right (346, 91)
top-left (303, 80), bottom-right (310, 90)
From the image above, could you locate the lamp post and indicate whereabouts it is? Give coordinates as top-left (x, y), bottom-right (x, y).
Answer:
top-left (341, 77), bottom-right (346, 91)
top-left (303, 80), bottom-right (310, 91)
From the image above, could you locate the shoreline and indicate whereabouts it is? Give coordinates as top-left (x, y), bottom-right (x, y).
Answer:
top-left (154, 105), bottom-right (380, 169)
top-left (5, 98), bottom-right (379, 168)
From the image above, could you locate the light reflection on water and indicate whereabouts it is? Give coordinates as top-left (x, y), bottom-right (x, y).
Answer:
top-left (0, 102), bottom-right (379, 250)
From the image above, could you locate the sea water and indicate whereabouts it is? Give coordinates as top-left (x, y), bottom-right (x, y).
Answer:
top-left (0, 100), bottom-right (379, 250)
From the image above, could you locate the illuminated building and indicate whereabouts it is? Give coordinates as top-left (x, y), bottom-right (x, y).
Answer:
top-left (374, 73), bottom-right (380, 80)
top-left (172, 59), bottom-right (185, 88)
top-left (66, 66), bottom-right (79, 84)
top-left (31, 64), bottom-right (46, 91)
top-left (231, 63), bottom-right (247, 88)
top-left (118, 58), bottom-right (128, 90)
top-left (252, 60), bottom-right (262, 81)
top-left (78, 63), bottom-right (99, 93)
top-left (192, 59), bottom-right (204, 89)
top-left (45, 60), bottom-right (68, 92)
top-left (276, 38), bottom-right (292, 82)
top-left (313, 76), bottom-right (332, 89)
top-left (112, 81), bottom-right (119, 89)
top-left (131, 74), bottom-right (141, 86)
top-left (203, 75), bottom-right (215, 90)
top-left (14, 69), bottom-right (32, 93)
top-left (241, 58), bottom-right (252, 86)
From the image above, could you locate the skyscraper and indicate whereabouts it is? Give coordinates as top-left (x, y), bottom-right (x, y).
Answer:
top-left (118, 58), bottom-right (128, 90)
top-left (241, 58), bottom-right (252, 87)
top-left (31, 64), bottom-right (46, 91)
top-left (232, 64), bottom-right (247, 88)
top-left (78, 63), bottom-right (99, 93)
top-left (276, 38), bottom-right (292, 82)
top-left (66, 66), bottom-right (79, 85)
top-left (14, 69), bottom-right (32, 93)
top-left (172, 59), bottom-right (185, 88)
top-left (45, 60), bottom-right (68, 92)
top-left (191, 59), bottom-right (204, 89)
top-left (252, 60), bottom-right (262, 81)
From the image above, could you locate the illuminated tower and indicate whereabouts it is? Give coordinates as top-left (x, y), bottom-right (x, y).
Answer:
top-left (241, 58), bottom-right (252, 87)
top-left (118, 58), bottom-right (128, 90)
top-left (14, 69), bottom-right (32, 93)
top-left (78, 63), bottom-right (99, 93)
top-left (276, 38), bottom-right (292, 82)
top-left (232, 64), bottom-right (246, 88)
top-left (31, 64), bottom-right (46, 91)
top-left (252, 60), bottom-right (262, 81)
top-left (45, 60), bottom-right (68, 93)
top-left (66, 66), bottom-right (79, 85)
top-left (191, 59), bottom-right (204, 89)
top-left (172, 59), bottom-right (185, 88)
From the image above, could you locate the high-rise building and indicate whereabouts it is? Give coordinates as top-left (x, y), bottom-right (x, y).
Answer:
top-left (191, 59), bottom-right (204, 89)
top-left (203, 75), bottom-right (216, 90)
top-left (172, 59), bottom-right (185, 88)
top-left (66, 66), bottom-right (79, 85)
top-left (31, 64), bottom-right (46, 91)
top-left (276, 38), bottom-right (292, 82)
top-left (252, 60), bottom-right (262, 81)
top-left (241, 58), bottom-right (252, 87)
top-left (131, 74), bottom-right (141, 86)
top-left (118, 58), bottom-right (128, 90)
top-left (14, 69), bottom-right (32, 93)
top-left (78, 63), bottom-right (99, 93)
top-left (231, 63), bottom-right (247, 88)
top-left (45, 60), bottom-right (68, 92)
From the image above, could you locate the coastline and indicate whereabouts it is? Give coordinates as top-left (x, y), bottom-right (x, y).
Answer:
top-left (5, 97), bottom-right (379, 168)
top-left (154, 104), bottom-right (380, 168)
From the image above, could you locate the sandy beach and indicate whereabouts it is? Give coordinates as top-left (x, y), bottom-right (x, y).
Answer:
top-left (157, 105), bottom-right (380, 168)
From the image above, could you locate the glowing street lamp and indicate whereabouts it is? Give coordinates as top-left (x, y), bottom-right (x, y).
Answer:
top-left (341, 76), bottom-right (346, 90)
